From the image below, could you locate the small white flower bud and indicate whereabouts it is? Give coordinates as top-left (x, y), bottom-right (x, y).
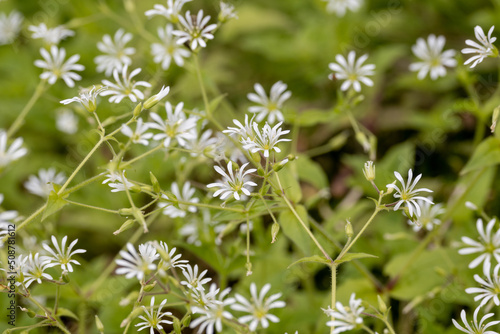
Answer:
top-left (465, 201), bottom-right (478, 211)
top-left (362, 161), bottom-right (375, 181)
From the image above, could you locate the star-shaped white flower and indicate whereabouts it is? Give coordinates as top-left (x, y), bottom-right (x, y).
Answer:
top-left (24, 168), bottom-right (66, 198)
top-left (462, 26), bottom-right (497, 68)
top-left (151, 24), bottom-right (191, 70)
top-left (452, 307), bottom-right (500, 334)
top-left (386, 169), bottom-right (433, 217)
top-left (410, 34), bottom-right (457, 80)
top-left (100, 66), bottom-right (151, 103)
top-left (94, 29), bottom-right (135, 76)
top-left (173, 10), bottom-right (217, 51)
top-left (135, 297), bottom-right (173, 334)
top-left (459, 218), bottom-right (500, 270)
top-left (115, 243), bottom-right (159, 281)
top-left (322, 0), bottom-right (363, 17)
top-left (34, 46), bottom-right (85, 87)
top-left (60, 86), bottom-right (107, 113)
top-left (121, 118), bottom-right (153, 146)
top-left (159, 181), bottom-right (199, 218)
top-left (247, 81), bottom-right (291, 124)
top-left (42, 235), bottom-right (86, 273)
top-left (0, 130), bottom-right (28, 168)
top-left (466, 261), bottom-right (500, 307)
top-left (241, 122), bottom-right (291, 158)
top-left (323, 293), bottom-right (364, 333)
top-left (328, 51), bottom-right (375, 92)
top-left (207, 161), bottom-right (257, 201)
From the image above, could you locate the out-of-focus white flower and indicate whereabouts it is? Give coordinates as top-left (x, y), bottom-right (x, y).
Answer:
top-left (0, 130), bottom-right (28, 167)
top-left (322, 0), bottom-right (363, 17)
top-left (100, 66), bottom-right (151, 103)
top-left (102, 170), bottom-right (137, 192)
top-left (219, 2), bottom-right (238, 22)
top-left (207, 161), bottom-right (257, 201)
top-left (190, 287), bottom-right (236, 334)
top-left (323, 293), bottom-right (364, 333)
top-left (407, 198), bottom-right (444, 232)
top-left (459, 218), bottom-right (500, 271)
top-left (29, 23), bottom-right (74, 45)
top-left (0, 11), bottom-right (23, 45)
top-left (56, 109), bottom-right (78, 134)
top-left (231, 283), bottom-right (285, 331)
top-left (465, 201), bottom-right (478, 211)
top-left (410, 34), bottom-right (457, 80)
top-left (155, 241), bottom-right (189, 275)
top-left (24, 168), bottom-right (66, 198)
top-left (452, 307), bottom-right (500, 334)
top-left (34, 46), bottom-right (85, 87)
top-left (328, 51), bottom-right (375, 92)
top-left (241, 122), bottom-right (291, 158)
top-left (173, 10), bottom-right (217, 51)
top-left (115, 243), bottom-right (159, 281)
top-left (0, 194), bottom-right (18, 245)
top-left (181, 264), bottom-right (212, 291)
top-left (159, 182), bottom-right (199, 218)
top-left (23, 253), bottom-right (53, 288)
top-left (462, 26), bottom-right (497, 68)
top-left (466, 261), bottom-right (500, 307)
top-left (121, 118), bottom-right (153, 146)
top-left (60, 86), bottom-right (107, 113)
top-left (94, 29), bottom-right (135, 76)
top-left (247, 82), bottom-right (291, 124)
top-left (151, 24), bottom-right (190, 70)
top-left (179, 221), bottom-right (201, 246)
top-left (223, 114), bottom-right (255, 138)
top-left (148, 102), bottom-right (198, 147)
top-left (42, 235), bottom-right (86, 273)
top-left (190, 283), bottom-right (222, 310)
top-left (185, 129), bottom-right (218, 157)
top-left (145, 0), bottom-right (191, 22)
top-left (386, 169), bottom-right (433, 217)
top-left (135, 297), bottom-right (173, 333)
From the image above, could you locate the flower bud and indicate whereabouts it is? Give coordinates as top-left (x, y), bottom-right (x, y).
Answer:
top-left (95, 315), bottom-right (105, 334)
top-left (173, 318), bottom-right (182, 334)
top-left (377, 295), bottom-right (387, 314)
top-left (362, 161), bottom-right (375, 181)
top-left (465, 201), bottom-right (478, 211)
top-left (149, 172), bottom-right (161, 194)
top-left (114, 219), bottom-right (135, 235)
top-left (143, 281), bottom-right (157, 292)
top-left (246, 262), bottom-right (252, 276)
top-left (143, 86), bottom-right (170, 110)
top-left (273, 158), bottom-right (289, 172)
top-left (345, 220), bottom-right (353, 238)
top-left (492, 106), bottom-right (500, 133)
top-left (271, 222), bottom-right (280, 243)
top-left (182, 314), bottom-right (192, 327)
top-left (386, 181), bottom-right (396, 195)
top-left (355, 132), bottom-right (370, 152)
top-left (119, 208), bottom-right (134, 216)
top-left (133, 102), bottom-right (143, 118)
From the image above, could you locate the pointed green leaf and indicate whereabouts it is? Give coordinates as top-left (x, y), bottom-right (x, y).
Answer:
top-left (334, 252), bottom-right (377, 265)
top-left (42, 191), bottom-right (68, 221)
top-left (287, 255), bottom-right (331, 269)
top-left (209, 94), bottom-right (227, 113)
top-left (461, 137), bottom-right (500, 174)
top-left (56, 307), bottom-right (79, 320)
top-left (279, 205), bottom-right (311, 254)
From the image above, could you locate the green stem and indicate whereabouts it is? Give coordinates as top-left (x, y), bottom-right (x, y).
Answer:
top-left (121, 144), bottom-right (164, 167)
top-left (193, 53), bottom-right (210, 116)
top-left (7, 80), bottom-right (46, 138)
top-left (2, 204), bottom-right (46, 242)
top-left (330, 265), bottom-right (337, 333)
top-left (66, 199), bottom-right (119, 214)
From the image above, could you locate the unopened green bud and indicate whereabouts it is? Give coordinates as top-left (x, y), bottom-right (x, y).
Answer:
top-left (386, 181), bottom-right (396, 195)
top-left (362, 161), bottom-right (375, 181)
top-left (273, 158), bottom-right (289, 172)
top-left (492, 106), bottom-right (500, 133)
top-left (182, 314), bottom-right (192, 327)
top-left (114, 219), bottom-right (135, 235)
top-left (95, 315), bottom-right (105, 334)
top-left (250, 152), bottom-right (261, 163)
top-left (257, 167), bottom-right (265, 176)
top-left (62, 272), bottom-right (71, 283)
top-left (246, 262), bottom-right (252, 276)
top-left (355, 132), bottom-right (371, 152)
top-left (271, 222), bottom-right (280, 243)
top-left (377, 295), bottom-right (387, 314)
top-left (345, 220), bottom-right (353, 238)
top-left (173, 318), bottom-right (182, 334)
top-left (133, 103), bottom-right (143, 118)
top-left (143, 281), bottom-right (156, 292)
top-left (143, 86), bottom-right (170, 110)
top-left (119, 208), bottom-right (134, 216)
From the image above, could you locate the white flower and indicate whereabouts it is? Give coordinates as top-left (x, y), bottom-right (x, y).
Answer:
top-left (0, 194), bottom-right (18, 244)
top-left (328, 51), bottom-right (375, 92)
top-left (407, 198), bottom-right (444, 232)
top-left (102, 170), bottom-right (136, 192)
top-left (386, 169), bottom-right (433, 217)
top-left (323, 293), bottom-right (364, 333)
top-left (29, 23), bottom-right (74, 45)
top-left (181, 264), bottom-right (212, 291)
top-left (159, 182), bottom-right (199, 218)
top-left (121, 118), bottom-right (153, 146)
top-left (34, 46), bottom-right (84, 87)
top-left (322, 0), bottom-right (363, 17)
top-left (190, 287), bottom-right (236, 334)
top-left (60, 86), bottom-right (107, 113)
top-left (219, 2), bottom-right (238, 22)
top-left (185, 129), bottom-right (218, 157)
top-left (145, 0), bottom-right (191, 22)
top-left (462, 26), bottom-right (497, 68)
top-left (100, 66), bottom-right (152, 103)
top-left (151, 24), bottom-right (190, 70)
top-left (247, 81), bottom-right (291, 124)
top-left (115, 243), bottom-right (159, 281)
top-left (223, 114), bottom-right (255, 138)
top-left (231, 283), bottom-right (286, 331)
top-left (155, 241), bottom-right (189, 275)
top-left (410, 34), bottom-right (457, 80)
top-left (148, 102), bottom-right (198, 147)
top-left (56, 109), bottom-right (78, 134)
top-left (0, 11), bottom-right (23, 45)
top-left (207, 161), bottom-right (257, 201)
top-left (173, 10), bottom-right (218, 51)
top-left (466, 261), bottom-right (500, 307)
top-left (452, 307), bottom-right (500, 334)
top-left (241, 122), bottom-right (291, 158)
top-left (0, 130), bottom-right (28, 167)
top-left (23, 253), bottom-right (53, 288)
top-left (459, 218), bottom-right (500, 270)
top-left (135, 297), bottom-right (173, 333)
top-left (94, 29), bottom-right (135, 76)
top-left (42, 235), bottom-right (86, 273)
top-left (24, 168), bottom-right (66, 198)
top-left (190, 283), bottom-right (222, 310)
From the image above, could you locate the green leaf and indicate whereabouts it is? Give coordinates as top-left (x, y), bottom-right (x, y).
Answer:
top-left (279, 205), bottom-right (311, 255)
top-left (208, 93), bottom-right (227, 113)
top-left (42, 191), bottom-right (68, 221)
top-left (334, 252), bottom-right (378, 265)
top-left (56, 307), bottom-right (79, 320)
top-left (296, 155), bottom-right (328, 189)
top-left (287, 255), bottom-right (331, 269)
top-left (277, 164), bottom-right (302, 203)
top-left (460, 137), bottom-right (500, 174)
